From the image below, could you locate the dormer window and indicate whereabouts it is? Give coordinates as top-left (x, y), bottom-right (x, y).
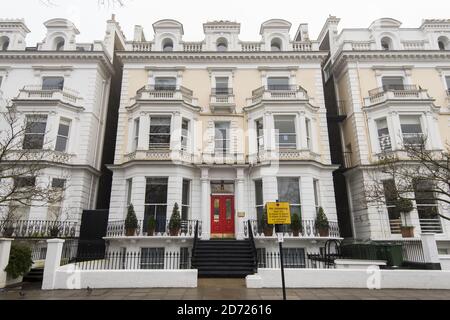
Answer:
top-left (0, 36), bottom-right (9, 51)
top-left (438, 36), bottom-right (449, 51)
top-left (55, 37), bottom-right (65, 51)
top-left (162, 38), bottom-right (174, 52)
top-left (271, 38), bottom-right (282, 51)
top-left (217, 38), bottom-right (228, 52)
top-left (381, 37), bottom-right (393, 51)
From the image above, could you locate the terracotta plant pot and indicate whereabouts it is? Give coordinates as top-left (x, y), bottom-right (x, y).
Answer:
top-left (263, 227), bottom-right (273, 237)
top-left (169, 228), bottom-right (180, 236)
top-left (147, 229), bottom-right (155, 236)
top-left (318, 227), bottom-right (330, 237)
top-left (401, 226), bottom-right (415, 238)
top-left (292, 229), bottom-right (300, 237)
top-left (125, 228), bottom-right (136, 236)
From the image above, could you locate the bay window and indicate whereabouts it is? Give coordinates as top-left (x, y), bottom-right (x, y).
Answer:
top-left (274, 115), bottom-right (297, 149)
top-left (181, 119), bottom-right (189, 151)
top-left (144, 178), bottom-right (168, 233)
top-left (376, 118), bottom-right (392, 151)
top-left (256, 119), bottom-right (264, 152)
top-left (55, 119), bottom-right (71, 152)
top-left (400, 115), bottom-right (423, 146)
top-left (149, 117), bottom-right (171, 149)
top-left (277, 177), bottom-right (301, 219)
top-left (133, 118), bottom-right (140, 151)
top-left (254, 180), bottom-right (264, 232)
top-left (306, 118), bottom-right (312, 150)
top-left (23, 115), bottom-right (47, 150)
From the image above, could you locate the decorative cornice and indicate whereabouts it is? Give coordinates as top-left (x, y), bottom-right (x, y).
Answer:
top-left (116, 51), bottom-right (328, 63)
top-left (332, 50), bottom-right (450, 78)
top-left (0, 51), bottom-right (114, 75)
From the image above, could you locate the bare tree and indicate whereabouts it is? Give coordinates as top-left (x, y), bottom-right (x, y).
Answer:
top-left (364, 136), bottom-right (450, 221)
top-left (0, 105), bottom-right (71, 231)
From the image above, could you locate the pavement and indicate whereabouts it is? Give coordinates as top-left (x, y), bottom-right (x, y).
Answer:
top-left (1, 279), bottom-right (450, 300)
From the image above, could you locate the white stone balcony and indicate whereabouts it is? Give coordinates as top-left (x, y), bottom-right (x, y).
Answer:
top-left (201, 152), bottom-right (246, 165)
top-left (364, 85), bottom-right (431, 107)
top-left (123, 149), bottom-right (199, 163)
top-left (249, 149), bottom-right (321, 164)
top-left (14, 85), bottom-right (83, 108)
top-left (134, 85), bottom-right (198, 106)
top-left (209, 88), bottom-right (236, 113)
top-left (247, 85), bottom-right (310, 106)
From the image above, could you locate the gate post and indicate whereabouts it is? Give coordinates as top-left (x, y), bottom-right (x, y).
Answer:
top-left (0, 239), bottom-right (13, 288)
top-left (42, 239), bottom-right (65, 290)
top-left (421, 234), bottom-right (441, 269)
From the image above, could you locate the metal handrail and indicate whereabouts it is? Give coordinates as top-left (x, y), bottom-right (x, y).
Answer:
top-left (192, 220), bottom-right (199, 262)
top-left (247, 220), bottom-right (258, 272)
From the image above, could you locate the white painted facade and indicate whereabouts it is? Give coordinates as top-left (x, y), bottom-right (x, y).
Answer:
top-left (321, 17), bottom-right (450, 245)
top-left (107, 19), bottom-right (340, 256)
top-left (0, 18), bottom-right (120, 222)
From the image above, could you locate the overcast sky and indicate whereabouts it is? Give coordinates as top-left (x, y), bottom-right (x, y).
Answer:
top-left (3, 0), bottom-right (450, 44)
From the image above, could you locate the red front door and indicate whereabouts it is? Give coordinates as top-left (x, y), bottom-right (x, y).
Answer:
top-left (211, 195), bottom-right (235, 237)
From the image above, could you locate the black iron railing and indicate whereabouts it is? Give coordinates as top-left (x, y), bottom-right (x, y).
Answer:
top-left (246, 219), bottom-right (340, 238)
top-left (71, 251), bottom-right (191, 270)
top-left (258, 251), bottom-right (336, 269)
top-left (0, 220), bottom-right (79, 239)
top-left (247, 220), bottom-right (258, 272)
top-left (106, 219), bottom-right (201, 237)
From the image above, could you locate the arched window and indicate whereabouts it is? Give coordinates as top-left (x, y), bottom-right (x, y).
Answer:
top-left (0, 36), bottom-right (10, 51)
top-left (438, 36), bottom-right (449, 51)
top-left (217, 38), bottom-right (228, 52)
top-left (271, 38), bottom-right (282, 51)
top-left (162, 38), bottom-right (174, 52)
top-left (381, 37), bottom-right (393, 51)
top-left (54, 37), bottom-right (65, 51)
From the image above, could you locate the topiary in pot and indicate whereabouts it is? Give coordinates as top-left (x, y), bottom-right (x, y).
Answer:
top-left (169, 203), bottom-right (181, 236)
top-left (4, 244), bottom-right (33, 280)
top-left (394, 198), bottom-right (415, 238)
top-left (147, 216), bottom-right (156, 236)
top-left (125, 204), bottom-right (138, 236)
top-left (262, 207), bottom-right (274, 237)
top-left (291, 214), bottom-right (302, 237)
top-left (315, 207), bottom-right (330, 237)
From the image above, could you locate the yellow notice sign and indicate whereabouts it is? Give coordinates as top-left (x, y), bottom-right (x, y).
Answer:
top-left (267, 202), bottom-right (291, 225)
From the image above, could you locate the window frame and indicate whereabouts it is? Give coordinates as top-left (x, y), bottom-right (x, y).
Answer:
top-left (181, 179), bottom-right (191, 221)
top-left (154, 77), bottom-right (177, 91)
top-left (255, 118), bottom-right (264, 152)
top-left (214, 121), bottom-right (231, 154)
top-left (140, 248), bottom-right (165, 269)
top-left (144, 177), bottom-right (169, 233)
top-left (42, 76), bottom-right (65, 91)
top-left (23, 114), bottom-right (48, 150)
top-left (55, 118), bottom-right (71, 152)
top-left (274, 115), bottom-right (297, 149)
top-left (133, 118), bottom-right (140, 151)
top-left (277, 177), bottom-right (302, 219)
top-left (149, 116), bottom-right (172, 150)
top-left (181, 118), bottom-right (190, 152)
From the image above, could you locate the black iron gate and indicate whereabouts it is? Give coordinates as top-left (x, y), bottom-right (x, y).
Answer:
top-left (78, 209), bottom-right (109, 257)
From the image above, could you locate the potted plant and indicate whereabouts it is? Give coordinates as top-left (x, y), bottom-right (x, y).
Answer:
top-left (125, 204), bottom-right (138, 236)
top-left (147, 216), bottom-right (156, 236)
top-left (2, 224), bottom-right (15, 238)
top-left (394, 198), bottom-right (415, 238)
top-left (262, 208), bottom-right (274, 237)
top-left (291, 214), bottom-right (302, 237)
top-left (169, 203), bottom-right (181, 236)
top-left (48, 225), bottom-right (60, 238)
top-left (315, 207), bottom-right (330, 237)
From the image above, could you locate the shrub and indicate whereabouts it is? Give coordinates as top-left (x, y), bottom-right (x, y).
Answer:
top-left (125, 204), bottom-right (138, 230)
top-left (394, 198), bottom-right (414, 214)
top-left (169, 203), bottom-right (181, 231)
top-left (291, 214), bottom-right (302, 231)
top-left (4, 244), bottom-right (33, 279)
top-left (315, 207), bottom-right (329, 229)
top-left (147, 216), bottom-right (156, 232)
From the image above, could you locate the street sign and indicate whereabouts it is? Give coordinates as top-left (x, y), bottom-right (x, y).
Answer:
top-left (267, 202), bottom-right (291, 225)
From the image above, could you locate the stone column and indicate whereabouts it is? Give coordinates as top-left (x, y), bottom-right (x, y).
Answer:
top-left (42, 239), bottom-right (65, 290)
top-left (45, 111), bottom-right (59, 150)
top-left (171, 111), bottom-right (182, 153)
top-left (236, 168), bottom-right (245, 240)
top-left (200, 168), bottom-right (210, 240)
top-left (0, 239), bottom-right (13, 289)
top-left (298, 111), bottom-right (307, 150)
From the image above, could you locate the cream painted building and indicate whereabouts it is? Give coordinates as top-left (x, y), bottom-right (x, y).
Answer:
top-left (106, 19), bottom-right (340, 259)
top-left (320, 17), bottom-right (450, 252)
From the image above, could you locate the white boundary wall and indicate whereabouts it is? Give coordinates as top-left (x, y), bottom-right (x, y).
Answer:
top-left (246, 268), bottom-right (450, 289)
top-left (50, 267), bottom-right (198, 290)
top-left (42, 239), bottom-right (198, 290)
